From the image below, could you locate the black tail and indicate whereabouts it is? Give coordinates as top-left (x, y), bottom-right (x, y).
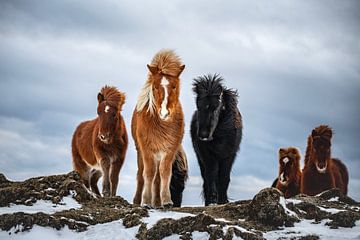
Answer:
top-left (170, 145), bottom-right (188, 207)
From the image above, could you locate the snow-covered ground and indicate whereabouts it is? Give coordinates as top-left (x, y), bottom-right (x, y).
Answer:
top-left (264, 219), bottom-right (360, 240)
top-left (0, 196), bottom-right (81, 215)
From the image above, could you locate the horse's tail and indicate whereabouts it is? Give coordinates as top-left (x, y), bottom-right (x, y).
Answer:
top-left (332, 158), bottom-right (349, 195)
top-left (170, 145), bottom-right (188, 207)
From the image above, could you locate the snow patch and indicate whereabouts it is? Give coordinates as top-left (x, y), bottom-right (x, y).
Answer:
top-left (318, 206), bottom-right (346, 214)
top-left (264, 219), bottom-right (360, 240)
top-left (0, 196), bottom-right (81, 215)
top-left (143, 210), bottom-right (195, 228)
top-left (328, 197), bottom-right (339, 202)
top-left (279, 197), bottom-right (298, 217)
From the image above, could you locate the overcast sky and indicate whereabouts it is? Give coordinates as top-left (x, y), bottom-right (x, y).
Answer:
top-left (0, 0), bottom-right (359, 204)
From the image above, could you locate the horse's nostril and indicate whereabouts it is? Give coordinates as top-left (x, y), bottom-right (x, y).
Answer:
top-left (99, 134), bottom-right (106, 141)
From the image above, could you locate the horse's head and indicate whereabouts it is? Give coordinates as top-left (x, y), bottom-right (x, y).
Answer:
top-left (193, 74), bottom-right (225, 141)
top-left (97, 86), bottom-right (125, 144)
top-left (278, 147), bottom-right (301, 186)
top-left (311, 125), bottom-right (332, 173)
top-left (147, 64), bottom-right (184, 121)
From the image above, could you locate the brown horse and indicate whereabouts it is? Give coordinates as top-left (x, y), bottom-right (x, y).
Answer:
top-left (72, 86), bottom-right (128, 197)
top-left (132, 49), bottom-right (187, 208)
top-left (273, 147), bottom-right (302, 198)
top-left (301, 125), bottom-right (348, 196)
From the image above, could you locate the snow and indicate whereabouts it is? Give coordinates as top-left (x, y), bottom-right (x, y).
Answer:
top-left (328, 197), bottom-right (340, 202)
top-left (143, 210), bottom-right (195, 228)
top-left (264, 220), bottom-right (360, 240)
top-left (0, 196), bottom-right (81, 215)
top-left (0, 220), bottom-right (139, 240)
top-left (286, 199), bottom-right (302, 204)
top-left (317, 206), bottom-right (345, 214)
top-left (279, 197), bottom-right (298, 217)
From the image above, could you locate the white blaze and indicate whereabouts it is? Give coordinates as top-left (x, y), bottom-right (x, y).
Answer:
top-left (160, 78), bottom-right (169, 119)
top-left (105, 105), bottom-right (110, 113)
top-left (283, 157), bottom-right (289, 164)
top-left (279, 172), bottom-right (287, 185)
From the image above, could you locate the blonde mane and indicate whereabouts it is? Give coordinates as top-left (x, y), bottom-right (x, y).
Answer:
top-left (136, 49), bottom-right (183, 114)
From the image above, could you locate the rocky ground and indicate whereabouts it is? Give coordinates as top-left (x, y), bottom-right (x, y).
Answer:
top-left (0, 172), bottom-right (359, 240)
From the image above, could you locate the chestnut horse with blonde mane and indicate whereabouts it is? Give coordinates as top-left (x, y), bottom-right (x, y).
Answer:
top-left (72, 86), bottom-right (128, 197)
top-left (272, 147), bottom-right (302, 198)
top-left (301, 125), bottom-right (348, 196)
top-left (132, 49), bottom-right (188, 208)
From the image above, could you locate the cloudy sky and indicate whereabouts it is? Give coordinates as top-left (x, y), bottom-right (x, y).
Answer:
top-left (1, 0), bottom-right (359, 204)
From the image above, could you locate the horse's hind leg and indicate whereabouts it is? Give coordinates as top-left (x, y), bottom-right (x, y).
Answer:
top-left (72, 150), bottom-right (90, 189)
top-left (90, 169), bottom-right (102, 196)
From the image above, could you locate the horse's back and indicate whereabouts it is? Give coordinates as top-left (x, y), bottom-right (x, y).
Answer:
top-left (332, 158), bottom-right (349, 195)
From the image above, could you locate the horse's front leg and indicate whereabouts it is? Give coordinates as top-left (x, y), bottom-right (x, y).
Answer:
top-left (218, 159), bottom-right (232, 204)
top-left (100, 158), bottom-right (111, 197)
top-left (133, 153), bottom-right (144, 205)
top-left (142, 156), bottom-right (155, 207)
top-left (204, 161), bottom-right (219, 206)
top-left (159, 153), bottom-right (175, 207)
top-left (109, 157), bottom-right (124, 197)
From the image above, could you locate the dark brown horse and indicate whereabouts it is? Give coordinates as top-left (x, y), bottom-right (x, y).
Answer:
top-left (72, 86), bottom-right (128, 197)
top-left (301, 125), bottom-right (348, 196)
top-left (132, 49), bottom-right (188, 208)
top-left (272, 147), bottom-right (302, 198)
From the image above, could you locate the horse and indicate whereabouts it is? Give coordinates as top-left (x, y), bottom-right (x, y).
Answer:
top-left (132, 49), bottom-right (188, 208)
top-left (301, 125), bottom-right (349, 196)
top-left (190, 74), bottom-right (243, 206)
top-left (72, 86), bottom-right (128, 197)
top-left (271, 147), bottom-right (302, 198)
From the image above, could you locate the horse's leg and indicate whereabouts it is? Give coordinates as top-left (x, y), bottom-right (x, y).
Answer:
top-left (133, 152), bottom-right (144, 205)
top-left (110, 158), bottom-right (124, 197)
top-left (217, 158), bottom-right (232, 204)
top-left (152, 164), bottom-right (161, 207)
top-left (142, 156), bottom-right (155, 206)
top-left (100, 158), bottom-right (111, 197)
top-left (159, 153), bottom-right (176, 207)
top-left (204, 160), bottom-right (218, 206)
top-left (72, 149), bottom-right (90, 189)
top-left (90, 169), bottom-right (102, 196)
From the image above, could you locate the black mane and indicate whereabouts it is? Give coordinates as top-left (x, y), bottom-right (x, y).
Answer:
top-left (193, 74), bottom-right (239, 114)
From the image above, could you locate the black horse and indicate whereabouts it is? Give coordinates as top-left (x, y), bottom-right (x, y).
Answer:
top-left (190, 74), bottom-right (243, 206)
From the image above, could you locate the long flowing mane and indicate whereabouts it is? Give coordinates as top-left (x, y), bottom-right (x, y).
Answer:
top-left (100, 85), bottom-right (125, 110)
top-left (136, 49), bottom-right (183, 114)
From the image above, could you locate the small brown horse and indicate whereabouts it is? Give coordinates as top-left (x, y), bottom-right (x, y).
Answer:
top-left (301, 125), bottom-right (348, 196)
top-left (273, 147), bottom-right (302, 198)
top-left (72, 86), bottom-right (128, 197)
top-left (132, 49), bottom-right (187, 208)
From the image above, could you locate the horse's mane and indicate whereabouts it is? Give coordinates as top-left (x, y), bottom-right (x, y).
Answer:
top-left (136, 49), bottom-right (183, 114)
top-left (100, 85), bottom-right (126, 110)
top-left (312, 125), bottom-right (332, 140)
top-left (150, 49), bottom-right (184, 77)
top-left (193, 74), bottom-right (241, 128)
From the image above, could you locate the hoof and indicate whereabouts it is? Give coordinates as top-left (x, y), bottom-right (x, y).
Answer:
top-left (163, 203), bottom-right (173, 209)
top-left (142, 204), bottom-right (154, 209)
top-left (102, 191), bottom-right (110, 198)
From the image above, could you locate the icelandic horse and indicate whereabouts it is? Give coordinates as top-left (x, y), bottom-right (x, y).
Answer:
top-left (132, 49), bottom-right (188, 208)
top-left (301, 125), bottom-right (348, 196)
top-left (272, 147), bottom-right (302, 198)
top-left (72, 86), bottom-right (128, 197)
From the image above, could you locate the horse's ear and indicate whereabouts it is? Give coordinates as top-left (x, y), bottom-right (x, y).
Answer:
top-left (97, 93), bottom-right (104, 103)
top-left (176, 65), bottom-right (185, 77)
top-left (279, 148), bottom-right (285, 155)
top-left (311, 129), bottom-right (317, 137)
top-left (147, 64), bottom-right (159, 75)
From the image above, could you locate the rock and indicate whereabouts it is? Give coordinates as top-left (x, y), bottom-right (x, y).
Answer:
top-left (326, 211), bottom-right (360, 228)
top-left (247, 188), bottom-right (296, 227)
